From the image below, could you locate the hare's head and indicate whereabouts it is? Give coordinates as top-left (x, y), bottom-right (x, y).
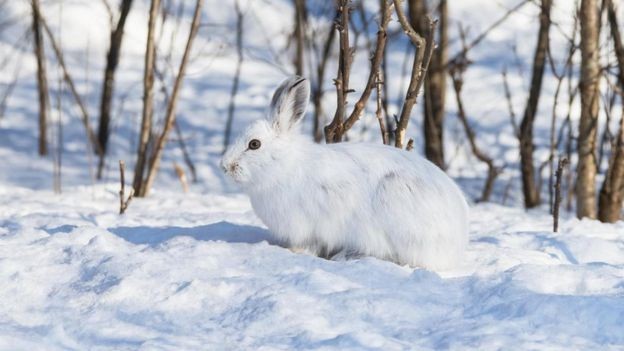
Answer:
top-left (221, 76), bottom-right (310, 186)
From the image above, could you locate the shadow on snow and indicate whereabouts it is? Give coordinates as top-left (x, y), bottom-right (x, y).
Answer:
top-left (107, 221), bottom-right (276, 246)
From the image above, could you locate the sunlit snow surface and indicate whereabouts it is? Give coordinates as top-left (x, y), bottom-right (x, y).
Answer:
top-left (0, 186), bottom-right (623, 350)
top-left (1, 0), bottom-right (624, 349)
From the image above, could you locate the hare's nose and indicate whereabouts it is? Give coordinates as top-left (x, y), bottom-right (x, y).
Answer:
top-left (220, 159), bottom-right (237, 174)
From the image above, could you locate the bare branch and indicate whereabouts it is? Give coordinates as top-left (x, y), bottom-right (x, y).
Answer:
top-left (31, 0), bottom-right (49, 156)
top-left (446, 0), bottom-right (530, 67)
top-left (324, 0), bottom-right (353, 143)
top-left (449, 48), bottom-right (502, 202)
top-left (39, 13), bottom-right (103, 156)
top-left (133, 0), bottom-right (160, 196)
top-left (393, 0), bottom-right (436, 148)
top-left (97, 0), bottom-right (134, 179)
top-left (375, 71), bottom-right (389, 144)
top-left (342, 1), bottom-right (393, 132)
top-left (501, 67), bottom-right (519, 138)
top-left (223, 0), bottom-right (244, 152)
top-left (141, 0), bottom-right (203, 196)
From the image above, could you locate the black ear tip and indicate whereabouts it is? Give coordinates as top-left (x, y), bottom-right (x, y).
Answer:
top-left (292, 77), bottom-right (307, 88)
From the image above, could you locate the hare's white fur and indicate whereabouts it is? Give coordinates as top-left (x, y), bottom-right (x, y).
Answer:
top-left (221, 76), bottom-right (469, 270)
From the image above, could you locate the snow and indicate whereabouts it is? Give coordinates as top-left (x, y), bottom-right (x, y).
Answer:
top-left (1, 0), bottom-right (623, 349)
top-left (1, 186), bottom-right (623, 350)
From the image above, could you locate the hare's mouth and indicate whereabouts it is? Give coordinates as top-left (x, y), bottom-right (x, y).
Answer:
top-left (223, 163), bottom-right (246, 183)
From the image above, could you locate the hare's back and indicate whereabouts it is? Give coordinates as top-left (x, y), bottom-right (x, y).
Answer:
top-left (332, 141), bottom-right (468, 229)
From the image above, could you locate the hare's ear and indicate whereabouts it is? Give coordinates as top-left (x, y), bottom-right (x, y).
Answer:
top-left (268, 76), bottom-right (310, 133)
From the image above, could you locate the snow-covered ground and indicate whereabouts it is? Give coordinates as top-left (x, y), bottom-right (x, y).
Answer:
top-left (1, 0), bottom-right (623, 349)
top-left (1, 186), bottom-right (623, 350)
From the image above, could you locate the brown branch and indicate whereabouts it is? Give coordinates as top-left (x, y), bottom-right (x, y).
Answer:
top-left (342, 1), bottom-right (393, 132)
top-left (223, 0), bottom-right (244, 152)
top-left (406, 138), bottom-right (414, 151)
top-left (501, 67), bottom-right (519, 138)
top-left (553, 157), bottom-right (568, 232)
top-left (312, 19), bottom-right (336, 142)
top-left (576, 0), bottom-right (600, 219)
top-left (133, 0), bottom-right (160, 196)
top-left (393, 0), bottom-right (436, 148)
top-left (97, 0), bottom-right (134, 179)
top-left (141, 0), bottom-right (203, 197)
top-left (153, 65), bottom-right (198, 182)
top-left (31, 0), bottom-right (49, 156)
top-left (517, 0), bottom-right (552, 209)
top-left (39, 13), bottom-right (103, 156)
top-left (598, 0), bottom-right (624, 222)
top-left (119, 160), bottom-right (134, 215)
top-left (375, 71), bottom-right (389, 144)
top-left (293, 0), bottom-right (307, 76)
top-left (546, 15), bottom-right (578, 213)
top-left (324, 0), bottom-right (353, 143)
top-left (449, 54), bottom-right (502, 202)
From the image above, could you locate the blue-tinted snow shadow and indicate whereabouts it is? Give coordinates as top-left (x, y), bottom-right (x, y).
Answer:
top-left (108, 221), bottom-right (276, 246)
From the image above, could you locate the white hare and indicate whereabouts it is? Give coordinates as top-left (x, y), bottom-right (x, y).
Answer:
top-left (221, 76), bottom-right (469, 270)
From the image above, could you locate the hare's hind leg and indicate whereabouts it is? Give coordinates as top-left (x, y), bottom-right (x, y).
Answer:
top-left (372, 172), bottom-right (442, 267)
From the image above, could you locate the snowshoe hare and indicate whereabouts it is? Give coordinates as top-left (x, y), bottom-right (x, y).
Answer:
top-left (221, 76), bottom-right (469, 270)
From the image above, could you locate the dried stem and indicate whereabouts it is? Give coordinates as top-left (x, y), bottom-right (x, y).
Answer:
top-left (546, 18), bottom-right (577, 213)
top-left (375, 71), bottom-right (389, 144)
top-left (174, 163), bottom-right (189, 193)
top-left (119, 160), bottom-right (134, 215)
top-left (553, 157), bottom-right (568, 232)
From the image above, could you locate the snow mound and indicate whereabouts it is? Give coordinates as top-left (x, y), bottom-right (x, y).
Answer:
top-left (1, 185), bottom-right (623, 350)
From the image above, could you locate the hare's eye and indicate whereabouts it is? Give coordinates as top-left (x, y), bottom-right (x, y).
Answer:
top-left (248, 139), bottom-right (261, 150)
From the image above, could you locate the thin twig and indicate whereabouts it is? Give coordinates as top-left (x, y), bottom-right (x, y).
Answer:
top-left (446, 0), bottom-right (530, 68)
top-left (39, 13), bottom-right (103, 156)
top-left (553, 157), bottom-right (568, 232)
top-left (141, 0), bottom-right (203, 196)
top-left (375, 71), bottom-right (389, 144)
top-left (223, 0), bottom-right (244, 152)
top-left (449, 29), bottom-right (501, 202)
top-left (501, 66), bottom-right (519, 138)
top-left (119, 160), bottom-right (134, 214)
